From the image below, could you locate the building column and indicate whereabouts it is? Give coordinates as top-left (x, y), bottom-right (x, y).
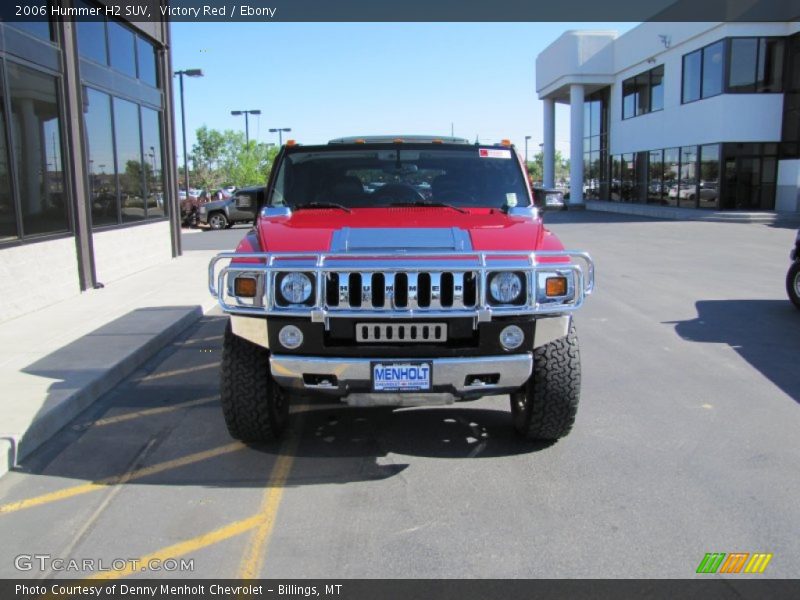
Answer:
top-left (542, 98), bottom-right (555, 189)
top-left (569, 84), bottom-right (585, 206)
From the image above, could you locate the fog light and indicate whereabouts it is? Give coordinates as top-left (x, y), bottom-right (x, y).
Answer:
top-left (545, 276), bottom-right (567, 297)
top-left (234, 276), bottom-right (257, 297)
top-left (278, 325), bottom-right (303, 349)
top-left (499, 325), bottom-right (524, 350)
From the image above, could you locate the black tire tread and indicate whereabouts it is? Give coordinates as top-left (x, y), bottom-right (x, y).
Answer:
top-left (512, 320), bottom-right (581, 440)
top-left (220, 321), bottom-right (285, 442)
top-left (787, 261), bottom-right (800, 310)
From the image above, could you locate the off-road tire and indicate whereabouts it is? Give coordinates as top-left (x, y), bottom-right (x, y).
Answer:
top-left (787, 261), bottom-right (800, 310)
top-left (510, 320), bottom-right (580, 440)
top-left (220, 321), bottom-right (289, 442)
top-left (208, 212), bottom-right (228, 230)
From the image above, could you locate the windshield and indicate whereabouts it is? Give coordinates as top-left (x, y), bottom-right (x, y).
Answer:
top-left (269, 146), bottom-right (531, 209)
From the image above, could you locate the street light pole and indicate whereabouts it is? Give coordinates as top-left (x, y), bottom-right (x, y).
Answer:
top-left (231, 110), bottom-right (261, 145)
top-left (525, 135), bottom-right (532, 167)
top-left (173, 69), bottom-right (203, 196)
top-left (269, 127), bottom-right (291, 145)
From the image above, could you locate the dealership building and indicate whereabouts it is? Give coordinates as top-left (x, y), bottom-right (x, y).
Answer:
top-left (0, 2), bottom-right (180, 322)
top-left (536, 21), bottom-right (800, 214)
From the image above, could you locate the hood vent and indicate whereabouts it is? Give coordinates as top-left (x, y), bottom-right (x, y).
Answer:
top-left (330, 227), bottom-right (472, 253)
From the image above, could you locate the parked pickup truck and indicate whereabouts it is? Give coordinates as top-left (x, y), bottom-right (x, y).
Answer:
top-left (208, 136), bottom-right (594, 442)
top-left (198, 186), bottom-right (265, 230)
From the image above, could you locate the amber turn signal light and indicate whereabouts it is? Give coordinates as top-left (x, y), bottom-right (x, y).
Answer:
top-left (234, 277), bottom-right (258, 297)
top-left (545, 276), bottom-right (567, 297)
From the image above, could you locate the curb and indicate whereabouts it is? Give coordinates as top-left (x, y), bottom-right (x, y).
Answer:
top-left (1, 306), bottom-right (210, 479)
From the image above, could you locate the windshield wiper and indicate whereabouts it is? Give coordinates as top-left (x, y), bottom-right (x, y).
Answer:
top-left (293, 202), bottom-right (352, 213)
top-left (389, 201), bottom-right (468, 214)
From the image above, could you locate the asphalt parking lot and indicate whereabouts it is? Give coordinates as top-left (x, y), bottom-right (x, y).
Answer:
top-left (1, 212), bottom-right (798, 579)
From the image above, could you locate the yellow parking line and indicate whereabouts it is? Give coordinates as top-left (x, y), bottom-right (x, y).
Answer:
top-left (86, 513), bottom-right (264, 580)
top-left (0, 442), bottom-right (244, 514)
top-left (136, 363), bottom-right (218, 382)
top-left (83, 424), bottom-right (301, 581)
top-left (75, 396), bottom-right (217, 429)
top-left (237, 430), bottom-right (301, 579)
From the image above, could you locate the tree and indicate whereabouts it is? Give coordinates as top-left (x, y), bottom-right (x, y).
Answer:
top-left (527, 151), bottom-right (569, 185)
top-left (190, 126), bottom-right (280, 191)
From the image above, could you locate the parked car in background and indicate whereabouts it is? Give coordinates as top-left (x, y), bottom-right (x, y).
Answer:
top-left (787, 229), bottom-right (800, 309)
top-left (198, 185), bottom-right (265, 230)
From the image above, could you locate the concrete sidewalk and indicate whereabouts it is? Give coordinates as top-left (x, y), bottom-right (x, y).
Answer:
top-left (585, 200), bottom-right (800, 225)
top-left (0, 246), bottom-right (220, 478)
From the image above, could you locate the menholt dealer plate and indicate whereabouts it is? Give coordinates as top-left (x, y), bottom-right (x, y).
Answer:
top-left (371, 361), bottom-right (432, 392)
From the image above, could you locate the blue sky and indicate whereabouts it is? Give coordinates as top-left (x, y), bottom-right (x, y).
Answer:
top-left (171, 22), bottom-right (636, 161)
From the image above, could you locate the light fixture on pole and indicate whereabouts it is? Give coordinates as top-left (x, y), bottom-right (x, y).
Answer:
top-left (269, 127), bottom-right (292, 145)
top-left (231, 109), bottom-right (261, 145)
top-left (173, 68), bottom-right (203, 197)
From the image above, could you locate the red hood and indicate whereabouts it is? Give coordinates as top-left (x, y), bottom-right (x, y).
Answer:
top-left (252, 207), bottom-right (564, 253)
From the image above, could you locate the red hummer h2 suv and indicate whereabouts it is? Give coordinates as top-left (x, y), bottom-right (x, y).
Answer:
top-left (208, 136), bottom-right (594, 442)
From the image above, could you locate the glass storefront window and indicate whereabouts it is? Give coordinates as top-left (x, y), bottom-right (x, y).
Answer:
top-left (702, 41), bottom-right (724, 98)
top-left (679, 146), bottom-right (698, 208)
top-left (76, 1), bottom-right (108, 65)
top-left (0, 66), bottom-right (17, 241)
top-left (648, 150), bottom-right (663, 204)
top-left (140, 107), bottom-right (165, 219)
top-left (621, 153), bottom-right (635, 202)
top-left (664, 148), bottom-right (679, 206)
top-left (108, 21), bottom-right (137, 78)
top-left (84, 87), bottom-right (118, 227)
top-left (113, 98), bottom-right (144, 222)
top-left (698, 144), bottom-right (720, 209)
top-left (8, 63), bottom-right (69, 236)
top-left (137, 36), bottom-right (158, 87)
top-left (682, 51), bottom-right (702, 103)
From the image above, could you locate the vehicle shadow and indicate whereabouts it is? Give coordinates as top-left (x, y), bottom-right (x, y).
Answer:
top-left (670, 299), bottom-right (800, 403)
top-left (8, 315), bottom-right (552, 493)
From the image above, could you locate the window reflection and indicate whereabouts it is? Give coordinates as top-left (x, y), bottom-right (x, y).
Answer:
top-left (108, 21), bottom-right (137, 78)
top-left (663, 148), bottom-right (679, 207)
top-left (76, 0), bottom-right (108, 64)
top-left (699, 145), bottom-right (720, 209)
top-left (84, 87), bottom-right (118, 226)
top-left (9, 21), bottom-right (52, 41)
top-left (682, 51), bottom-right (701, 103)
top-left (702, 41), bottom-right (725, 98)
top-left (137, 36), bottom-right (158, 87)
top-left (141, 107), bottom-right (165, 218)
top-left (648, 150), bottom-right (663, 204)
top-left (8, 63), bottom-right (68, 236)
top-left (0, 66), bottom-right (17, 241)
top-left (678, 146), bottom-right (698, 208)
top-left (113, 98), bottom-right (144, 222)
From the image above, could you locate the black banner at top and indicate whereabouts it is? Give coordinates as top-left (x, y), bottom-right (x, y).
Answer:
top-left (1, 0), bottom-right (799, 23)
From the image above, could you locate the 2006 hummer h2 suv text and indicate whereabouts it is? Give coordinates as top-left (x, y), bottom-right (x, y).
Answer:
top-left (209, 136), bottom-right (594, 442)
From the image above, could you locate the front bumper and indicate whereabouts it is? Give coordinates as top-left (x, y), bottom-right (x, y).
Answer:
top-left (270, 353), bottom-right (532, 405)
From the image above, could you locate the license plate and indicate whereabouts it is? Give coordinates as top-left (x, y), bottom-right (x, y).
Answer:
top-left (371, 361), bottom-right (432, 392)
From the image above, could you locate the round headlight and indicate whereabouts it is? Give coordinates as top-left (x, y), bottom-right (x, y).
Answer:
top-left (279, 272), bottom-right (312, 304)
top-left (489, 272), bottom-right (523, 304)
top-left (499, 325), bottom-right (525, 350)
top-left (278, 325), bottom-right (303, 349)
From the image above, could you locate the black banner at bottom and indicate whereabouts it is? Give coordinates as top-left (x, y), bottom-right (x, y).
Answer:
top-left (2, 579), bottom-right (800, 600)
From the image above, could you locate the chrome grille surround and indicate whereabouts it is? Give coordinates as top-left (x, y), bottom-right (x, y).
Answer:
top-left (209, 250), bottom-right (595, 328)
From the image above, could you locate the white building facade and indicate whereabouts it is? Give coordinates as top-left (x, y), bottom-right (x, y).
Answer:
top-left (536, 22), bottom-right (800, 213)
